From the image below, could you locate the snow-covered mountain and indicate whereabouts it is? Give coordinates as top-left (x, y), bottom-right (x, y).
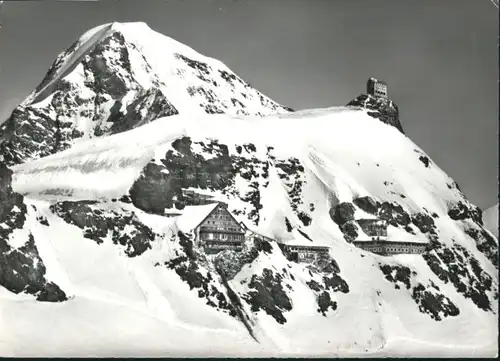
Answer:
top-left (483, 203), bottom-right (498, 238)
top-left (0, 22), bottom-right (291, 166)
top-left (0, 22), bottom-right (498, 357)
top-left (1, 107), bottom-right (498, 357)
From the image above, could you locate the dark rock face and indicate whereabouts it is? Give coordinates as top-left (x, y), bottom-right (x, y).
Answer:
top-left (323, 274), bottom-right (350, 293)
top-left (50, 200), bottom-right (156, 257)
top-left (330, 202), bottom-right (359, 242)
top-left (380, 264), bottom-right (415, 290)
top-left (419, 155), bottom-right (430, 168)
top-left (331, 202), bottom-right (356, 225)
top-left (379, 263), bottom-right (460, 321)
top-left (304, 263), bottom-right (349, 317)
top-left (346, 94), bottom-right (404, 134)
top-left (164, 232), bottom-right (240, 318)
top-left (423, 237), bottom-right (496, 312)
top-left (448, 201), bottom-right (483, 226)
top-left (411, 212), bottom-right (437, 235)
top-left (0, 32), bottom-right (179, 166)
top-left (306, 279), bottom-right (322, 292)
top-left (36, 281), bottom-right (68, 302)
top-left (0, 162), bottom-right (23, 221)
top-left (164, 231), bottom-right (258, 341)
top-left (378, 201), bottom-right (411, 227)
top-left (0, 233), bottom-right (67, 302)
top-left (107, 88), bottom-right (178, 134)
top-left (339, 221), bottom-right (359, 243)
top-left (0, 162), bottom-right (67, 302)
top-left (317, 291), bottom-right (337, 315)
top-left (412, 283), bottom-right (460, 321)
top-left (130, 136), bottom-right (255, 215)
top-left (0, 107), bottom-right (64, 166)
top-left (353, 196), bottom-right (378, 215)
top-left (129, 136), bottom-right (307, 227)
top-left (243, 268), bottom-right (293, 324)
top-left (464, 227), bottom-right (498, 268)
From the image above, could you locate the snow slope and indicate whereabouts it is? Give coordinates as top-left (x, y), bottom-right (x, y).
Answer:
top-left (0, 22), bottom-right (291, 166)
top-left (483, 203), bottom-right (498, 238)
top-left (9, 106), bottom-right (476, 215)
top-left (2, 106), bottom-right (497, 357)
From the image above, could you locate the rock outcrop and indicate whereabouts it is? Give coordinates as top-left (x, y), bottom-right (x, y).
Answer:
top-left (0, 162), bottom-right (67, 301)
top-left (347, 94), bottom-right (403, 134)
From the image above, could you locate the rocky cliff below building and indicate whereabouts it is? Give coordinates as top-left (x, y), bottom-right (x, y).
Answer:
top-left (347, 94), bottom-right (403, 134)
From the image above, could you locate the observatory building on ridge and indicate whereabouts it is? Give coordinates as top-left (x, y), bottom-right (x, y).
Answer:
top-left (367, 77), bottom-right (388, 99)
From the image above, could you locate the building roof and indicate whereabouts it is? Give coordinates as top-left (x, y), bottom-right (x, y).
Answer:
top-left (176, 203), bottom-right (219, 234)
top-left (281, 243), bottom-right (330, 251)
top-left (352, 240), bottom-right (427, 247)
top-left (368, 77), bottom-right (387, 86)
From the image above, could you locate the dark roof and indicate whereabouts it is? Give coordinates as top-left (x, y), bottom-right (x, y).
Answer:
top-left (353, 240), bottom-right (427, 246)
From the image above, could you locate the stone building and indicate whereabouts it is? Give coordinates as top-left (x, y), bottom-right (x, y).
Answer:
top-left (352, 240), bottom-right (427, 256)
top-left (367, 77), bottom-right (388, 99)
top-left (357, 218), bottom-right (387, 238)
top-left (242, 224), bottom-right (330, 264)
top-left (353, 218), bottom-right (427, 256)
top-left (279, 243), bottom-right (330, 263)
top-left (176, 202), bottom-right (246, 254)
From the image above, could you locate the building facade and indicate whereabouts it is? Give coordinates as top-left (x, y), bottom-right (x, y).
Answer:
top-left (280, 243), bottom-right (330, 263)
top-left (367, 77), bottom-right (388, 99)
top-left (191, 203), bottom-right (246, 254)
top-left (353, 218), bottom-right (427, 255)
top-left (352, 240), bottom-right (427, 256)
top-left (357, 219), bottom-right (388, 238)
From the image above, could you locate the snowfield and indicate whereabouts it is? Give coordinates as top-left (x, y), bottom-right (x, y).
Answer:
top-left (2, 106), bottom-right (498, 357)
top-left (11, 106), bottom-right (456, 210)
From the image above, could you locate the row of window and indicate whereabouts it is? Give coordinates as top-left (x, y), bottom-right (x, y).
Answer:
top-left (365, 245), bottom-right (424, 254)
top-left (287, 247), bottom-right (328, 253)
top-left (205, 243), bottom-right (243, 250)
top-left (298, 253), bottom-right (317, 261)
top-left (201, 233), bottom-right (244, 241)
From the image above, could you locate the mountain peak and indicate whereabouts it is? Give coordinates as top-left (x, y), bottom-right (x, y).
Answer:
top-left (0, 22), bottom-right (292, 166)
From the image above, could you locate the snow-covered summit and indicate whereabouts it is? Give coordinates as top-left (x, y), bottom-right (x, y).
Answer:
top-left (0, 21), bottom-right (292, 166)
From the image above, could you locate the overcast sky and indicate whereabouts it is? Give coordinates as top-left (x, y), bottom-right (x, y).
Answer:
top-left (0, 0), bottom-right (497, 209)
